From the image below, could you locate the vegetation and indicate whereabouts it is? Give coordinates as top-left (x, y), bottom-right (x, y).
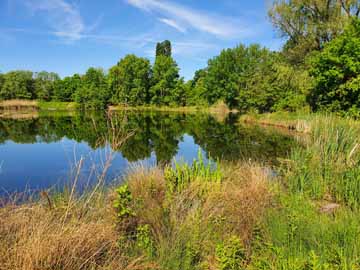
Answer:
top-left (309, 19), bottom-right (360, 114)
top-left (269, 0), bottom-right (359, 64)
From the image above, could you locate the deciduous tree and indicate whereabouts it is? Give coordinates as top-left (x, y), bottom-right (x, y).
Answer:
top-left (0, 71), bottom-right (34, 100)
top-left (108, 54), bottom-right (151, 105)
top-left (309, 19), bottom-right (360, 114)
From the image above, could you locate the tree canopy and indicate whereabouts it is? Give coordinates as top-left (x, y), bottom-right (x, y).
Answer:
top-left (309, 19), bottom-right (360, 113)
top-left (150, 55), bottom-right (180, 105)
top-left (108, 54), bottom-right (151, 106)
top-left (156, 40), bottom-right (172, 57)
top-left (269, 0), bottom-right (360, 63)
top-left (0, 71), bottom-right (34, 100)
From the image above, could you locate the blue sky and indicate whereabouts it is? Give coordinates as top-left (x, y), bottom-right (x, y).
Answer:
top-left (0, 0), bottom-right (284, 80)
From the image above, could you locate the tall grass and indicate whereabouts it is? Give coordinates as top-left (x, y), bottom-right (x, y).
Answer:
top-left (252, 194), bottom-right (360, 269)
top-left (251, 114), bottom-right (360, 269)
top-left (114, 160), bottom-right (271, 270)
top-left (285, 115), bottom-right (360, 208)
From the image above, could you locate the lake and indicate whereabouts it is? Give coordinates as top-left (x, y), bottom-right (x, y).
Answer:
top-left (0, 111), bottom-right (296, 195)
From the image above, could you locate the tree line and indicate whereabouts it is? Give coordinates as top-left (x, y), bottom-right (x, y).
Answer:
top-left (0, 0), bottom-right (359, 115)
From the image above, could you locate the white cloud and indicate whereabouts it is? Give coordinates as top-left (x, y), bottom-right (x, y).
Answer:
top-left (158, 18), bottom-right (186, 33)
top-left (24, 0), bottom-right (85, 41)
top-left (126, 0), bottom-right (246, 38)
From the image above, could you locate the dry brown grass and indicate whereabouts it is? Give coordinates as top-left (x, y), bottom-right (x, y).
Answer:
top-left (204, 163), bottom-right (271, 243)
top-left (0, 100), bottom-right (39, 109)
top-left (0, 111), bottom-right (39, 119)
top-left (0, 192), bottom-right (157, 270)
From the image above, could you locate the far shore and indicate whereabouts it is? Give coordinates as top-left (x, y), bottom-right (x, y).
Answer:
top-left (0, 99), bottom-right (237, 115)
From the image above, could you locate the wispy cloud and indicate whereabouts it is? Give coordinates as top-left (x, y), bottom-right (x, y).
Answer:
top-left (126, 0), bottom-right (246, 38)
top-left (158, 18), bottom-right (186, 33)
top-left (24, 0), bottom-right (85, 41)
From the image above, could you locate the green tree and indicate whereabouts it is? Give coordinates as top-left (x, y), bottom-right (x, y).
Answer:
top-left (108, 54), bottom-right (151, 105)
top-left (156, 40), bottom-right (172, 57)
top-left (53, 74), bottom-right (81, 102)
top-left (0, 71), bottom-right (34, 100)
top-left (308, 19), bottom-right (360, 114)
top-left (269, 0), bottom-right (360, 63)
top-left (187, 69), bottom-right (208, 106)
top-left (33, 71), bottom-right (60, 101)
top-left (150, 55), bottom-right (180, 105)
top-left (171, 78), bottom-right (188, 106)
top-left (271, 62), bottom-right (312, 112)
top-left (75, 68), bottom-right (109, 109)
top-left (202, 44), bottom-right (279, 111)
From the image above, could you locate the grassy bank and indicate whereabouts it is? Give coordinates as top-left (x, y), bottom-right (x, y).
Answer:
top-left (0, 99), bottom-right (234, 116)
top-left (1, 114), bottom-right (360, 269)
top-left (38, 101), bottom-right (77, 111)
top-left (240, 111), bottom-right (359, 134)
top-left (0, 100), bottom-right (77, 112)
top-left (109, 101), bottom-right (235, 115)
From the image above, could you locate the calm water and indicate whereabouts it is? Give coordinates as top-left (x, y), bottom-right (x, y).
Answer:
top-left (0, 111), bottom-right (296, 194)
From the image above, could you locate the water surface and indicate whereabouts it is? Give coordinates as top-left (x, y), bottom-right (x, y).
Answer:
top-left (0, 111), bottom-right (296, 194)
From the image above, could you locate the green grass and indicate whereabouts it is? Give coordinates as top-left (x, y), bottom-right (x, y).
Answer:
top-left (38, 101), bottom-right (78, 111)
top-left (109, 101), bottom-right (235, 115)
top-left (252, 194), bottom-right (360, 269)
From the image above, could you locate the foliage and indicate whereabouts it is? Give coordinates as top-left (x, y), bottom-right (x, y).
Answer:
top-left (201, 44), bottom-right (297, 112)
top-left (75, 68), bottom-right (109, 109)
top-left (113, 160), bottom-right (270, 270)
top-left (308, 19), bottom-right (360, 114)
top-left (114, 184), bottom-right (135, 219)
top-left (255, 194), bottom-right (360, 269)
top-left (150, 55), bottom-right (180, 105)
top-left (53, 74), bottom-right (81, 102)
top-left (215, 236), bottom-right (247, 270)
top-left (108, 54), bottom-right (151, 105)
top-left (187, 69), bottom-right (209, 106)
top-left (136, 224), bottom-right (155, 258)
top-left (33, 71), bottom-right (59, 101)
top-left (269, 0), bottom-right (359, 63)
top-left (0, 71), bottom-right (34, 100)
top-left (156, 40), bottom-right (172, 57)
top-left (271, 62), bottom-right (313, 112)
